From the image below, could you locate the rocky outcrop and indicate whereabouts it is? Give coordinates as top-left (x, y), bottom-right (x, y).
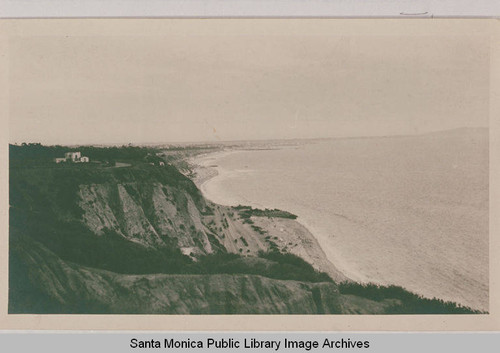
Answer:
top-left (10, 161), bottom-right (352, 314)
top-left (77, 179), bottom-right (345, 282)
top-left (9, 146), bottom-right (481, 315)
top-left (79, 182), bottom-right (214, 255)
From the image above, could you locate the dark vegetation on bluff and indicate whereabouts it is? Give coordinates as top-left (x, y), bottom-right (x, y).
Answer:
top-left (9, 144), bottom-right (482, 314)
top-left (235, 205), bottom-right (298, 220)
top-left (10, 143), bottom-right (157, 167)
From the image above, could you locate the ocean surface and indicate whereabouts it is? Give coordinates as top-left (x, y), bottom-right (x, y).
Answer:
top-left (195, 128), bottom-right (489, 311)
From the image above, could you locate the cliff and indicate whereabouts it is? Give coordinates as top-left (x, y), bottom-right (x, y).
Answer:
top-left (8, 144), bottom-right (479, 314)
top-left (10, 233), bottom-right (395, 314)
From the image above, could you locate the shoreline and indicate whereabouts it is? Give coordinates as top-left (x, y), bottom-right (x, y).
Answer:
top-left (189, 149), bottom-right (353, 283)
top-left (188, 148), bottom-right (487, 312)
top-left (188, 149), bottom-right (233, 190)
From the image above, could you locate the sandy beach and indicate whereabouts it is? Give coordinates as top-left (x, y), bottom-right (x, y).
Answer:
top-left (190, 149), bottom-right (350, 283)
top-left (188, 131), bottom-right (489, 311)
top-left (189, 150), bottom-right (233, 188)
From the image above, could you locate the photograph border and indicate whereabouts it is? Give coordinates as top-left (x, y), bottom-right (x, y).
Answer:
top-left (0, 18), bottom-right (498, 331)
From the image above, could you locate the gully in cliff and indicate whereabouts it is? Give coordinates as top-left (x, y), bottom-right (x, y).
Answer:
top-left (8, 143), bottom-right (483, 315)
top-left (6, 20), bottom-right (490, 320)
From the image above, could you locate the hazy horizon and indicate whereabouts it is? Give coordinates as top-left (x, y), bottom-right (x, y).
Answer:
top-left (9, 126), bottom-right (489, 147)
top-left (8, 21), bottom-right (490, 145)
top-left (196, 128), bottom-right (489, 310)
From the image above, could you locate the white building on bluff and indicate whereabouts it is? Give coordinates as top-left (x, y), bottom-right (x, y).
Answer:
top-left (54, 151), bottom-right (90, 163)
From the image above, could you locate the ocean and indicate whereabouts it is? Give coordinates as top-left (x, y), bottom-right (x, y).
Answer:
top-left (195, 128), bottom-right (489, 311)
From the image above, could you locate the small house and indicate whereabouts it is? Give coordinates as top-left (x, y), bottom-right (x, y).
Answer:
top-left (54, 151), bottom-right (90, 163)
top-left (65, 151), bottom-right (81, 162)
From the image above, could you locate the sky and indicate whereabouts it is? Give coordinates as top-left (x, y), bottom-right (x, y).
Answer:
top-left (8, 21), bottom-right (490, 145)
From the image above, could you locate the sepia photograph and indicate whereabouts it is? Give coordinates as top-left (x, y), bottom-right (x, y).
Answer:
top-left (1, 19), bottom-right (498, 329)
